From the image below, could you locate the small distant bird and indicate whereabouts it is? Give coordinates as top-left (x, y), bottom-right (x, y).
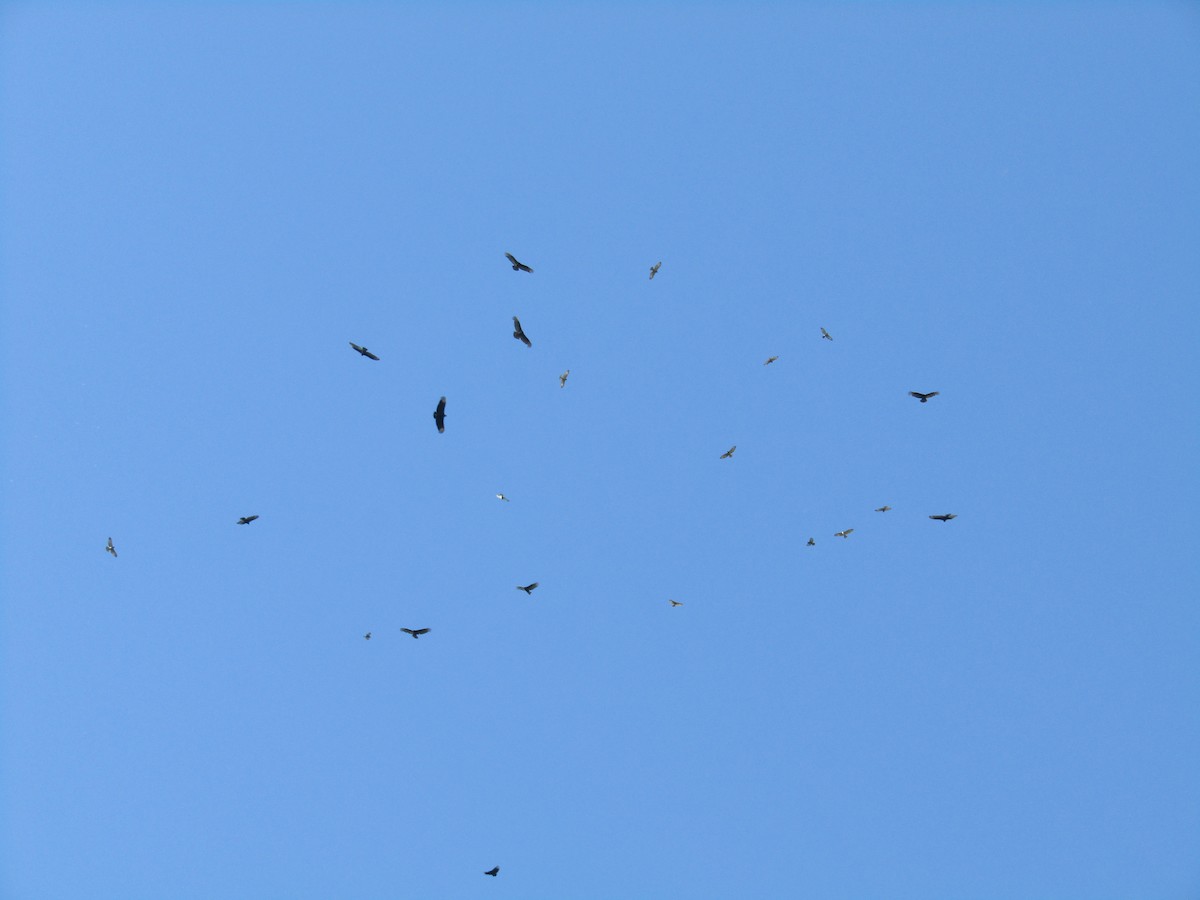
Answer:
top-left (834, 529), bottom-right (854, 538)
top-left (349, 342), bottom-right (380, 360)
top-left (516, 582), bottom-right (539, 595)
top-left (236, 515), bottom-right (259, 525)
top-left (820, 327), bottom-right (832, 341)
top-left (559, 369), bottom-right (570, 388)
top-left (401, 628), bottom-right (431, 639)
top-left (720, 445), bottom-right (736, 459)
top-left (649, 261), bottom-right (661, 280)
top-left (496, 493), bottom-right (510, 502)
top-left (806, 538), bottom-right (816, 546)
top-left (364, 632), bottom-right (371, 640)
top-left (484, 867), bottom-right (500, 877)
top-left (433, 396), bottom-right (446, 433)
top-left (512, 316), bottom-right (532, 347)
top-left (105, 537), bottom-right (117, 558)
top-left (909, 391), bottom-right (940, 403)
top-left (929, 513), bottom-right (957, 522)
top-left (875, 506), bottom-right (892, 513)
top-left (668, 599), bottom-right (683, 607)
top-left (763, 356), bottom-right (779, 365)
top-left (505, 252), bottom-right (533, 272)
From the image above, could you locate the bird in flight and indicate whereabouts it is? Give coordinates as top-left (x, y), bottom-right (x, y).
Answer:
top-left (806, 538), bottom-right (816, 546)
top-left (484, 867), bottom-right (500, 877)
top-left (763, 356), bottom-right (779, 365)
top-left (649, 261), bottom-right (661, 280)
top-left (236, 515), bottom-right (259, 525)
top-left (834, 529), bottom-right (854, 539)
top-left (349, 342), bottom-right (380, 360)
top-left (105, 537), bottom-right (118, 558)
top-left (820, 327), bottom-right (833, 341)
top-left (496, 493), bottom-right (510, 502)
top-left (875, 505), bottom-right (892, 513)
top-left (505, 252), bottom-right (533, 273)
top-left (433, 396), bottom-right (446, 433)
top-left (364, 632), bottom-right (371, 640)
top-left (929, 513), bottom-right (958, 522)
top-left (516, 582), bottom-right (539, 595)
top-left (720, 445), bottom-right (736, 459)
top-left (401, 628), bottom-right (431, 639)
top-left (909, 391), bottom-right (939, 403)
top-left (559, 369), bottom-right (570, 388)
top-left (668, 599), bottom-right (683, 607)
top-left (512, 316), bottom-right (532, 347)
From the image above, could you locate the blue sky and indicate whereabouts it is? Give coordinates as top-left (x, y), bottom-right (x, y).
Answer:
top-left (2, 3), bottom-right (1198, 898)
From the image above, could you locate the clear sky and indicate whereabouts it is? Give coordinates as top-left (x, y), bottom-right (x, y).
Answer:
top-left (3, 3), bottom-right (1199, 898)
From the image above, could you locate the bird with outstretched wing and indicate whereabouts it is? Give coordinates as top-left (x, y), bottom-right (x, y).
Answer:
top-left (401, 628), bottom-right (431, 639)
top-left (929, 514), bottom-right (957, 522)
top-left (649, 261), bottom-right (661, 280)
top-left (875, 506), bottom-right (892, 513)
top-left (505, 253), bottom-right (533, 272)
top-left (516, 582), bottom-right (539, 595)
top-left (834, 529), bottom-right (854, 538)
top-left (349, 342), bottom-right (380, 360)
top-left (433, 396), bottom-right (446, 433)
top-left (106, 537), bottom-right (117, 558)
top-left (720, 446), bottom-right (736, 459)
top-left (484, 867), bottom-right (500, 877)
top-left (764, 356), bottom-right (779, 365)
top-left (909, 391), bottom-right (939, 403)
top-left (560, 370), bottom-right (569, 388)
top-left (512, 316), bottom-right (532, 347)
top-left (236, 515), bottom-right (259, 525)
top-left (820, 327), bottom-right (833, 341)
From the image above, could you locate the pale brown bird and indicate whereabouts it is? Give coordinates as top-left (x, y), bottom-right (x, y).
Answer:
top-left (834, 529), bottom-right (854, 539)
top-left (720, 446), bottom-right (736, 459)
top-left (496, 493), bottom-right (510, 502)
top-left (559, 370), bottom-right (570, 388)
top-left (649, 261), bottom-right (661, 280)
top-left (105, 537), bottom-right (117, 558)
top-left (763, 356), bottom-right (779, 365)
top-left (820, 327), bottom-right (832, 341)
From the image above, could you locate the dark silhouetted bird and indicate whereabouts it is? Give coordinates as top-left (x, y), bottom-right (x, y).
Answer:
top-left (433, 396), bottom-right (446, 433)
top-left (401, 628), bottom-right (431, 639)
top-left (512, 316), bottom-right (531, 347)
top-left (668, 599), bottom-right (683, 607)
top-left (516, 582), bottom-right (539, 595)
top-left (764, 356), bottom-right (779, 365)
top-left (820, 327), bottom-right (833, 341)
top-left (720, 446), bottom-right (736, 459)
top-left (909, 391), bottom-right (939, 403)
top-left (105, 537), bottom-right (117, 557)
top-left (649, 261), bottom-right (661, 280)
top-left (484, 867), bottom-right (500, 877)
top-left (835, 529), bottom-right (854, 539)
top-left (236, 515), bottom-right (259, 525)
top-left (807, 538), bottom-right (816, 546)
top-left (364, 632), bottom-right (371, 640)
top-left (875, 505), bottom-right (892, 513)
top-left (929, 513), bottom-right (958, 522)
top-left (560, 369), bottom-right (569, 388)
top-left (349, 342), bottom-right (380, 360)
top-left (505, 252), bottom-right (533, 272)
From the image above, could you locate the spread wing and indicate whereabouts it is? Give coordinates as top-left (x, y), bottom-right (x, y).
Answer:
top-left (349, 342), bottom-right (363, 353)
top-left (506, 252), bottom-right (532, 272)
top-left (364, 349), bottom-right (379, 360)
top-left (513, 316), bottom-right (531, 346)
top-left (434, 396), bottom-right (446, 432)
top-left (414, 628), bottom-right (431, 635)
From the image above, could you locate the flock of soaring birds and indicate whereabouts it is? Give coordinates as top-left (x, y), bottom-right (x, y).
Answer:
top-left (103, 252), bottom-right (957, 880)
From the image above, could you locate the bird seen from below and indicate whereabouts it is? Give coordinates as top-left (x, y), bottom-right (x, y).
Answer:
top-left (363, 632), bottom-right (371, 640)
top-left (505, 252), bottom-right (533, 272)
top-left (835, 529), bottom-right (854, 539)
top-left (764, 356), bottom-right (779, 365)
top-left (649, 261), bottom-right (661, 280)
top-left (929, 513), bottom-right (958, 522)
top-left (484, 867), bottom-right (500, 877)
top-left (820, 327), bottom-right (833, 341)
top-left (512, 316), bottom-right (532, 347)
top-left (496, 493), bottom-right (509, 502)
top-left (807, 538), bottom-right (816, 546)
top-left (105, 537), bottom-right (117, 558)
top-left (433, 396), bottom-right (446, 433)
top-left (720, 446), bottom-right (736, 459)
top-left (348, 342), bottom-right (380, 360)
top-left (668, 599), bottom-right (683, 607)
top-left (401, 628), bottom-right (431, 639)
top-left (516, 582), bottom-right (539, 595)
top-left (559, 369), bottom-right (569, 388)
top-left (236, 515), bottom-right (259, 525)
top-left (875, 505), bottom-right (892, 513)
top-left (909, 391), bottom-right (940, 403)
